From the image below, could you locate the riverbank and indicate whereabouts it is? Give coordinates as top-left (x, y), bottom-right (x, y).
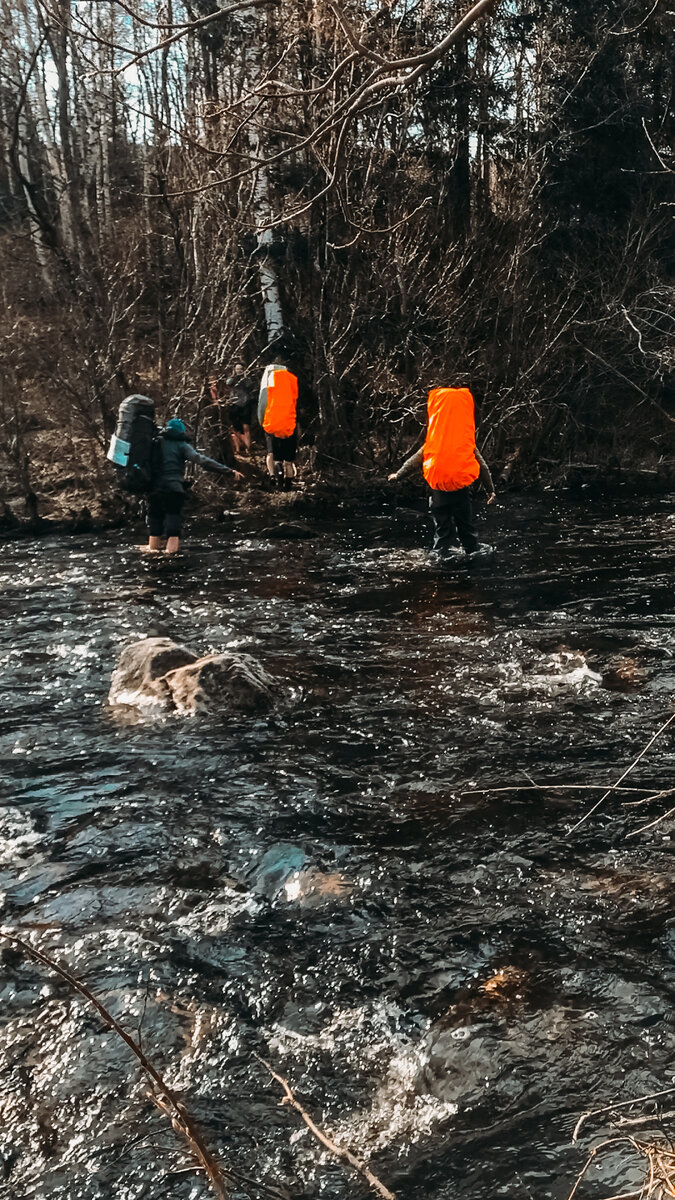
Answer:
top-left (2, 452), bottom-right (674, 544)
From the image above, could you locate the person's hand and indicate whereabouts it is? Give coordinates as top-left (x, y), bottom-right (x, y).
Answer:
top-left (387, 472), bottom-right (398, 482)
top-left (486, 492), bottom-right (496, 505)
top-left (232, 471), bottom-right (244, 482)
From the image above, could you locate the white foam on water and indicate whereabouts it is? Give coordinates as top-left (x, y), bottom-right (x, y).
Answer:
top-left (48, 642), bottom-right (98, 660)
top-left (332, 1040), bottom-right (459, 1154)
top-left (173, 891), bottom-right (261, 935)
top-left (0, 806), bottom-right (42, 867)
top-left (268, 999), bottom-right (457, 1155)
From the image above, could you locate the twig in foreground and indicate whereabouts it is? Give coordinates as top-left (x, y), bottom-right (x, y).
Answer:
top-left (568, 712), bottom-right (675, 834)
top-left (567, 1135), bottom-right (638, 1200)
top-left (0, 928), bottom-right (227, 1199)
top-left (628, 804), bottom-right (675, 837)
top-left (573, 1086), bottom-right (675, 1143)
top-left (459, 784), bottom-right (653, 797)
top-left (256, 1055), bottom-right (396, 1200)
top-left (568, 1133), bottom-right (675, 1200)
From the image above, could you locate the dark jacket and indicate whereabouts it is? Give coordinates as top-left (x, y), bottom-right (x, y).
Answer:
top-left (155, 427), bottom-right (234, 493)
top-left (225, 375), bottom-right (256, 423)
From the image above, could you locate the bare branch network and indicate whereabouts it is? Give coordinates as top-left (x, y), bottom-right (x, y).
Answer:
top-left (28, 0), bottom-right (499, 223)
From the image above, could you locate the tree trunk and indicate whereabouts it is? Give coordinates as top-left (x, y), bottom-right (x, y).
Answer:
top-left (450, 34), bottom-right (472, 242)
top-left (248, 127), bottom-right (285, 343)
top-left (475, 20), bottom-right (491, 219)
top-left (16, 111), bottom-right (54, 288)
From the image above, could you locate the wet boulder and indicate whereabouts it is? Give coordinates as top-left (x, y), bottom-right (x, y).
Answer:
top-left (108, 637), bottom-right (198, 706)
top-left (164, 652), bottom-right (275, 715)
top-left (109, 639), bottom-right (275, 715)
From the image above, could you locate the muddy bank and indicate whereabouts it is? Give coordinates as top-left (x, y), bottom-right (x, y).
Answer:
top-left (3, 448), bottom-right (675, 543)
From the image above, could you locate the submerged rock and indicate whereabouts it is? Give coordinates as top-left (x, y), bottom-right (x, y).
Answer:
top-left (108, 638), bottom-right (275, 715)
top-left (248, 843), bottom-right (311, 898)
top-left (244, 843), bottom-right (352, 905)
top-left (258, 521), bottom-right (316, 540)
top-left (601, 655), bottom-right (649, 691)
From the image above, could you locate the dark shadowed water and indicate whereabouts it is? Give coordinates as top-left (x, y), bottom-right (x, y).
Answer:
top-left (1, 493), bottom-right (674, 1200)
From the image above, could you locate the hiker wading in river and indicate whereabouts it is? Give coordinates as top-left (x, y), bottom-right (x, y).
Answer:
top-left (146, 418), bottom-right (243, 554)
top-left (258, 357), bottom-right (300, 490)
top-left (388, 386), bottom-right (496, 558)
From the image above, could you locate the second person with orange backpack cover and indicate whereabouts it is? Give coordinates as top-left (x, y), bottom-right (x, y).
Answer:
top-left (258, 356), bottom-right (300, 490)
top-left (388, 385), bottom-right (496, 559)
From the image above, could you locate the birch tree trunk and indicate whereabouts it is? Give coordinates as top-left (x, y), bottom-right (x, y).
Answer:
top-left (243, 2), bottom-right (285, 345)
top-left (0, 0), bottom-right (54, 287)
top-left (248, 127), bottom-right (285, 343)
top-left (98, 2), bottom-right (113, 239)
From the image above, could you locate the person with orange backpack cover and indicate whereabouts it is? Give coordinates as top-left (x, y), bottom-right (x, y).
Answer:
top-left (258, 356), bottom-right (300, 490)
top-left (388, 386), bottom-right (496, 559)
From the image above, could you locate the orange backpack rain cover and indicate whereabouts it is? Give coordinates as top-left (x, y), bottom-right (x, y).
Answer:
top-left (422, 387), bottom-right (480, 492)
top-left (262, 368), bottom-right (298, 438)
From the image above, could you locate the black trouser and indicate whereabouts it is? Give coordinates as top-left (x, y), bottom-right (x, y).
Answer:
top-left (429, 485), bottom-right (479, 554)
top-left (147, 490), bottom-right (185, 538)
top-left (265, 431), bottom-right (297, 463)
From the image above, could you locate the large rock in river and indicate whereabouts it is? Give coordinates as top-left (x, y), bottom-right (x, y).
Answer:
top-left (164, 652), bottom-right (274, 715)
top-left (109, 638), bottom-right (274, 715)
top-left (109, 637), bottom-right (198, 706)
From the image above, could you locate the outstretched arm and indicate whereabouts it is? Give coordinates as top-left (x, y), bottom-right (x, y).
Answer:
top-left (257, 378), bottom-right (269, 427)
top-left (185, 444), bottom-right (242, 478)
top-left (476, 449), bottom-right (496, 502)
top-left (388, 446), bottom-right (424, 481)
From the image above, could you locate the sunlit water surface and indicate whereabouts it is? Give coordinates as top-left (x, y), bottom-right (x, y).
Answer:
top-left (0, 494), bottom-right (674, 1199)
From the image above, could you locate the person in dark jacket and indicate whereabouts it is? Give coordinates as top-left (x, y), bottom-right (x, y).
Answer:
top-left (146, 418), bottom-right (242, 554)
top-left (203, 374), bottom-right (235, 464)
top-left (225, 361), bottom-right (257, 454)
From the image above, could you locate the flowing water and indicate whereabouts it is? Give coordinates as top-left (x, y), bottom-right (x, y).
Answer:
top-left (0, 493), bottom-right (674, 1200)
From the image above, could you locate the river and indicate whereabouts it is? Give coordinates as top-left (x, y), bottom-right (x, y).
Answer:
top-left (1, 492), bottom-right (673, 1200)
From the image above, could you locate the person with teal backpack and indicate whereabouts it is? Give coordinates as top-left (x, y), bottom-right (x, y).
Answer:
top-left (145, 418), bottom-right (242, 554)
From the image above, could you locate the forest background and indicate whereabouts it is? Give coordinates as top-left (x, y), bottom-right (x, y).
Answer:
top-left (0, 0), bottom-right (673, 523)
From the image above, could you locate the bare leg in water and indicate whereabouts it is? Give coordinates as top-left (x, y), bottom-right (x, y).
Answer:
top-left (165, 537), bottom-right (180, 554)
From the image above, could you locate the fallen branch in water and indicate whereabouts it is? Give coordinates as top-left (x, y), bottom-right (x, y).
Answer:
top-left (627, 804), bottom-right (675, 837)
top-left (614, 1109), bottom-right (675, 1130)
top-left (256, 1055), bottom-right (396, 1200)
top-left (623, 787), bottom-right (675, 807)
top-left (568, 1133), bottom-right (675, 1200)
top-left (0, 928), bottom-right (228, 1199)
top-left (458, 784), bottom-right (653, 797)
top-left (568, 711), bottom-right (675, 834)
top-left (573, 1086), bottom-right (675, 1143)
